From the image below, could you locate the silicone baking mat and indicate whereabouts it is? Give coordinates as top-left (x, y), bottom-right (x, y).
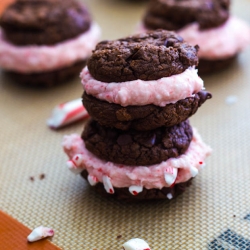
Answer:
top-left (0, 0), bottom-right (250, 249)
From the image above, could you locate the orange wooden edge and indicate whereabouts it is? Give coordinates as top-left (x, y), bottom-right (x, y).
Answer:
top-left (0, 210), bottom-right (61, 250)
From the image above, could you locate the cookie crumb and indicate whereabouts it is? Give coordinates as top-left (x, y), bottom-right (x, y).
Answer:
top-left (39, 174), bottom-right (45, 180)
top-left (117, 235), bottom-right (122, 239)
top-left (29, 176), bottom-right (34, 182)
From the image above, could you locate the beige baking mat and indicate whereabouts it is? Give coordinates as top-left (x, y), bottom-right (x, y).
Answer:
top-left (0, 0), bottom-right (250, 249)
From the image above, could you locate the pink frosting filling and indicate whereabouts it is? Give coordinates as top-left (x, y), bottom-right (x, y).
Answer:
top-left (81, 66), bottom-right (203, 107)
top-left (178, 16), bottom-right (250, 60)
top-left (62, 128), bottom-right (211, 190)
top-left (0, 23), bottom-right (101, 73)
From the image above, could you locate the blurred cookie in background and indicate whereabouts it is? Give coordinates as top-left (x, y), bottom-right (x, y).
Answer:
top-left (0, 0), bottom-right (101, 87)
top-left (140, 0), bottom-right (250, 74)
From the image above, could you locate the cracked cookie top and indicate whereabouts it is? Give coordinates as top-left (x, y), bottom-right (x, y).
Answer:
top-left (87, 29), bottom-right (199, 82)
top-left (0, 0), bottom-right (91, 45)
top-left (143, 0), bottom-right (230, 31)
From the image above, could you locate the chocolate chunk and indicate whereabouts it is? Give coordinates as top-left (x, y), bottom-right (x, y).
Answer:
top-left (117, 134), bottom-right (133, 146)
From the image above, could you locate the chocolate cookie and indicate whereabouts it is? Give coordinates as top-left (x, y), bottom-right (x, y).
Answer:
top-left (82, 119), bottom-right (193, 166)
top-left (143, 0), bottom-right (230, 31)
top-left (82, 91), bottom-right (212, 131)
top-left (87, 30), bottom-right (199, 82)
top-left (198, 55), bottom-right (237, 74)
top-left (7, 60), bottom-right (86, 87)
top-left (0, 0), bottom-right (91, 45)
top-left (81, 170), bottom-right (192, 202)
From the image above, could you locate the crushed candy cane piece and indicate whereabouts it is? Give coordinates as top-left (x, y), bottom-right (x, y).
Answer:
top-left (225, 95), bottom-right (238, 105)
top-left (72, 154), bottom-right (83, 166)
top-left (129, 186), bottom-right (143, 196)
top-left (103, 175), bottom-right (114, 194)
top-left (47, 98), bottom-right (89, 129)
top-left (167, 193), bottom-right (173, 200)
top-left (190, 166), bottom-right (199, 177)
top-left (164, 167), bottom-right (178, 186)
top-left (122, 238), bottom-right (151, 250)
top-left (66, 160), bottom-right (83, 174)
top-left (27, 226), bottom-right (54, 242)
top-left (87, 175), bottom-right (98, 186)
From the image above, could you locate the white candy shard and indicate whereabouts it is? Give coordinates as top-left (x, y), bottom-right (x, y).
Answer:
top-left (27, 226), bottom-right (54, 242)
top-left (122, 238), bottom-right (151, 250)
top-left (167, 193), bottom-right (173, 200)
top-left (87, 175), bottom-right (98, 186)
top-left (199, 161), bottom-right (206, 169)
top-left (164, 167), bottom-right (178, 186)
top-left (190, 166), bottom-right (199, 177)
top-left (129, 186), bottom-right (143, 196)
top-left (102, 175), bottom-right (114, 194)
top-left (47, 98), bottom-right (89, 129)
top-left (66, 160), bottom-right (83, 175)
top-left (72, 154), bottom-right (83, 166)
top-left (225, 95), bottom-right (238, 105)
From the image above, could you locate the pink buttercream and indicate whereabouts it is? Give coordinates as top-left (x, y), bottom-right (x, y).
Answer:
top-left (81, 66), bottom-right (203, 107)
top-left (0, 23), bottom-right (101, 73)
top-left (62, 128), bottom-right (211, 190)
top-left (178, 16), bottom-right (250, 60)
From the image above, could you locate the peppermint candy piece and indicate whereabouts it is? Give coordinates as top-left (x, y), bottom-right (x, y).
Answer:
top-left (122, 238), bottom-right (151, 250)
top-left (87, 175), bottom-right (98, 186)
top-left (27, 226), bottom-right (54, 242)
top-left (66, 160), bottom-right (83, 175)
top-left (190, 166), bottom-right (199, 177)
top-left (164, 167), bottom-right (178, 186)
top-left (103, 175), bottom-right (114, 194)
top-left (129, 186), bottom-right (143, 196)
top-left (47, 98), bottom-right (89, 129)
top-left (166, 193), bottom-right (173, 200)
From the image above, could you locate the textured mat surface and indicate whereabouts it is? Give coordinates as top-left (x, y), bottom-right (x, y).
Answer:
top-left (0, 0), bottom-right (250, 249)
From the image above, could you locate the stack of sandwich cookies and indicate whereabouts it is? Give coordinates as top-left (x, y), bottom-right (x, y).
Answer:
top-left (0, 0), bottom-right (101, 87)
top-left (142, 0), bottom-right (250, 74)
top-left (62, 30), bottom-right (212, 201)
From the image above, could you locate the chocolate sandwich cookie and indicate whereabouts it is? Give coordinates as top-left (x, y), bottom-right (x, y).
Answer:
top-left (143, 0), bottom-right (230, 31)
top-left (0, 0), bottom-right (91, 46)
top-left (62, 30), bottom-right (212, 202)
top-left (7, 60), bottom-right (86, 88)
top-left (141, 0), bottom-right (250, 74)
top-left (198, 55), bottom-right (237, 74)
top-left (82, 119), bottom-right (193, 166)
top-left (81, 170), bottom-right (193, 202)
top-left (82, 91), bottom-right (212, 131)
top-left (63, 128), bottom-right (211, 201)
top-left (0, 0), bottom-right (101, 87)
top-left (87, 30), bottom-right (199, 82)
